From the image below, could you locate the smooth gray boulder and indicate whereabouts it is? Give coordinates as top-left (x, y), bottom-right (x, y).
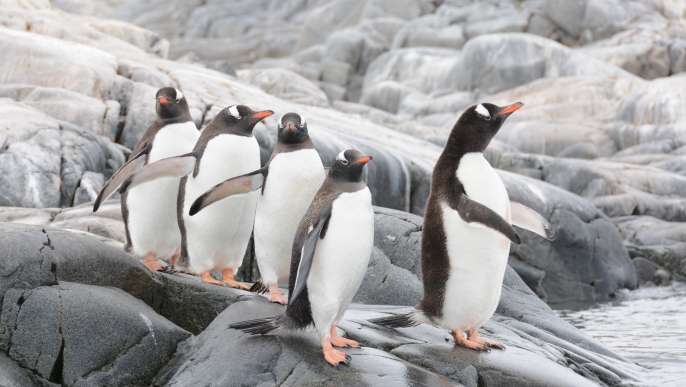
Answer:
top-left (0, 352), bottom-right (42, 387)
top-left (238, 68), bottom-right (330, 107)
top-left (2, 282), bottom-right (190, 386)
top-left (50, 215), bottom-right (126, 243)
top-left (499, 171), bottom-right (637, 305)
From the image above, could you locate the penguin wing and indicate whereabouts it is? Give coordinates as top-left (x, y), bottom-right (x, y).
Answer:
top-left (118, 153), bottom-right (198, 195)
top-left (453, 193), bottom-right (521, 245)
top-left (290, 207), bottom-right (332, 305)
top-left (93, 146), bottom-right (150, 212)
top-left (189, 167), bottom-right (268, 216)
top-left (510, 201), bottom-right (556, 241)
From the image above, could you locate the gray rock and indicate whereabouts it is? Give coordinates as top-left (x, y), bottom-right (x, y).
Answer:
top-left (156, 261), bottom-right (634, 387)
top-left (72, 171), bottom-right (105, 206)
top-left (626, 243), bottom-right (686, 280)
top-left (0, 207), bottom-right (55, 226)
top-left (448, 33), bottom-right (635, 95)
top-left (50, 216), bottom-right (126, 243)
top-left (499, 171), bottom-right (637, 305)
top-left (54, 202), bottom-right (123, 222)
top-left (238, 68), bottom-right (329, 108)
top-left (0, 351), bottom-right (42, 387)
top-left (119, 82), bottom-right (157, 150)
top-left (632, 257), bottom-right (665, 285)
top-left (3, 281), bottom-right (190, 386)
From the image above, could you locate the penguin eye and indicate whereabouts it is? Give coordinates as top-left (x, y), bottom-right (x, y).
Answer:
top-left (341, 160), bottom-right (348, 165)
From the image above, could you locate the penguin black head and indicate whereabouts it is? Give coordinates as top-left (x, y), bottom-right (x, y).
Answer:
top-left (156, 87), bottom-right (191, 121)
top-left (448, 102), bottom-right (524, 153)
top-left (216, 104), bottom-right (274, 136)
top-left (328, 149), bottom-right (373, 183)
top-left (277, 112), bottom-right (309, 144)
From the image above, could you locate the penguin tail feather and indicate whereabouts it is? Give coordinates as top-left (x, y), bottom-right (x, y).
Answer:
top-left (369, 311), bottom-right (422, 329)
top-left (229, 314), bottom-right (286, 335)
top-left (249, 280), bottom-right (269, 295)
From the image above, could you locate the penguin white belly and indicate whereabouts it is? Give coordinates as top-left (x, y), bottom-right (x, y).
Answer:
top-left (439, 152), bottom-right (511, 331)
top-left (183, 134), bottom-right (260, 274)
top-left (254, 150), bottom-right (325, 285)
top-left (307, 188), bottom-right (374, 339)
top-left (126, 122), bottom-right (199, 259)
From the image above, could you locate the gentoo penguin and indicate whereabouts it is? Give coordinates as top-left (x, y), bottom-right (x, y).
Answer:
top-left (93, 87), bottom-right (199, 271)
top-left (229, 149), bottom-right (374, 366)
top-left (189, 112), bottom-right (325, 304)
top-left (126, 104), bottom-right (273, 287)
top-left (370, 102), bottom-right (556, 351)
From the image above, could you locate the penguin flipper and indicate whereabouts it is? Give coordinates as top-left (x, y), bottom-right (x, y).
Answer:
top-left (510, 201), bottom-right (556, 241)
top-left (118, 153), bottom-right (198, 195)
top-left (189, 167), bottom-right (267, 216)
top-left (290, 208), bottom-right (332, 305)
top-left (93, 147), bottom-right (149, 212)
top-left (453, 193), bottom-right (521, 245)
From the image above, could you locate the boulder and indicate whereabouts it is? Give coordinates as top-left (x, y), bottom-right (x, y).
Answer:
top-left (0, 352), bottom-right (42, 387)
top-left (238, 68), bottom-right (330, 107)
top-left (2, 281), bottom-right (190, 386)
top-left (498, 171), bottom-right (637, 305)
top-left (446, 33), bottom-right (636, 95)
top-left (49, 215), bottom-right (126, 243)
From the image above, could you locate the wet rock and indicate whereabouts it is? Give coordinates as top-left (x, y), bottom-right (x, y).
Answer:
top-left (72, 171), bottom-right (105, 206)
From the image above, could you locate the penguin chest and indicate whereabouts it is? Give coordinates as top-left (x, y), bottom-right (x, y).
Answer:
top-left (307, 188), bottom-right (374, 325)
top-left (254, 150), bottom-right (325, 281)
top-left (125, 122), bottom-right (199, 257)
top-left (182, 134), bottom-right (260, 255)
top-left (439, 152), bottom-right (511, 331)
top-left (148, 122), bottom-right (199, 162)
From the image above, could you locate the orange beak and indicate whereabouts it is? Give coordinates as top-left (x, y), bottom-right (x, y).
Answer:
top-left (356, 156), bottom-right (372, 163)
top-left (250, 110), bottom-right (274, 119)
top-left (159, 97), bottom-right (169, 105)
top-left (287, 123), bottom-right (296, 130)
top-left (498, 102), bottom-right (524, 115)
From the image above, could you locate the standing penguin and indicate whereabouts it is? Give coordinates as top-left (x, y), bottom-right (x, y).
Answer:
top-left (120, 104), bottom-right (273, 287)
top-left (228, 149), bottom-right (374, 366)
top-left (370, 102), bottom-right (556, 351)
top-left (189, 112), bottom-right (325, 304)
top-left (93, 87), bottom-right (199, 271)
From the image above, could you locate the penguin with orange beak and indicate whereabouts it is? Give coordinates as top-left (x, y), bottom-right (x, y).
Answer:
top-left (120, 104), bottom-right (274, 287)
top-left (189, 112), bottom-right (326, 303)
top-left (228, 149), bottom-right (375, 366)
top-left (370, 102), bottom-right (556, 351)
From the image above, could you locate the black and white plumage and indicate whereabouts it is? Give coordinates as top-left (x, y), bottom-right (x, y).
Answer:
top-left (189, 112), bottom-right (325, 304)
top-left (119, 104), bottom-right (273, 286)
top-left (93, 87), bottom-right (199, 269)
top-left (370, 102), bottom-right (556, 351)
top-left (229, 149), bottom-right (374, 365)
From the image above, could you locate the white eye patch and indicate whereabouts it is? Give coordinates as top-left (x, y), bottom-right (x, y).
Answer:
top-left (228, 105), bottom-right (241, 119)
top-left (278, 114), bottom-right (285, 127)
top-left (300, 118), bottom-right (306, 127)
top-left (175, 89), bottom-right (183, 102)
top-left (475, 104), bottom-right (490, 118)
top-left (336, 150), bottom-right (347, 161)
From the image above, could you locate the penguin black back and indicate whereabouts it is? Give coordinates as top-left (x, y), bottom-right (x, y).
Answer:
top-left (418, 102), bottom-right (523, 319)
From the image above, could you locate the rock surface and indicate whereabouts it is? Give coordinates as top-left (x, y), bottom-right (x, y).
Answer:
top-left (0, 217), bottom-right (642, 387)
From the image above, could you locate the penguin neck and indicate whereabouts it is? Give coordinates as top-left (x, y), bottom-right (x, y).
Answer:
top-left (157, 113), bottom-right (193, 126)
top-left (272, 136), bottom-right (315, 155)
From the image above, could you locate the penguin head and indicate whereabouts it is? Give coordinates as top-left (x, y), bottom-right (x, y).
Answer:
top-left (218, 104), bottom-right (274, 135)
top-left (449, 102), bottom-right (524, 152)
top-left (328, 149), bottom-right (373, 183)
top-left (277, 112), bottom-right (309, 144)
top-left (156, 87), bottom-right (190, 120)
